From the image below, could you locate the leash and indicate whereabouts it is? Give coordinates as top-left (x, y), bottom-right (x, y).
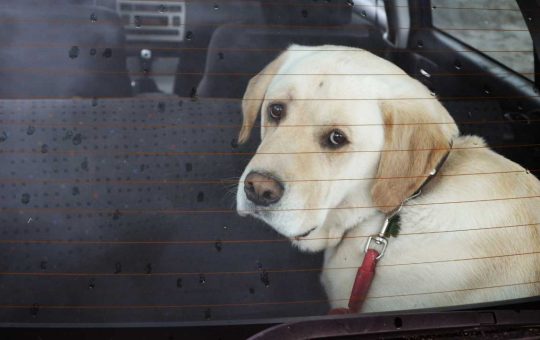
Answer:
top-left (328, 144), bottom-right (452, 315)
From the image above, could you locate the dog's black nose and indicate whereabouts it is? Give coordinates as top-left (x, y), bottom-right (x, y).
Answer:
top-left (244, 171), bottom-right (284, 206)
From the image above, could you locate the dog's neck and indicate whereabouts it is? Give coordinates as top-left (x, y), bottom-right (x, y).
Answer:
top-left (381, 140), bottom-right (453, 235)
top-left (326, 143), bottom-right (453, 250)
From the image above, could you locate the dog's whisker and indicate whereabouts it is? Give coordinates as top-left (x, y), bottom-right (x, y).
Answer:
top-left (223, 183), bottom-right (239, 191)
top-left (220, 184), bottom-right (240, 208)
top-left (224, 187), bottom-right (238, 199)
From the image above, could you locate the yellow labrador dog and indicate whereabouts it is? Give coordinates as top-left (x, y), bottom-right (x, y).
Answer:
top-left (236, 45), bottom-right (540, 312)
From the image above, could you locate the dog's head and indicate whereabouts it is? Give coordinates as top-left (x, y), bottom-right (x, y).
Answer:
top-left (236, 45), bottom-right (458, 252)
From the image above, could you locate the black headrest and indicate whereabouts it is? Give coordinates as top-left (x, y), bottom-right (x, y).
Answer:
top-left (197, 25), bottom-right (384, 98)
top-left (261, 0), bottom-right (352, 26)
top-left (0, 3), bottom-right (131, 98)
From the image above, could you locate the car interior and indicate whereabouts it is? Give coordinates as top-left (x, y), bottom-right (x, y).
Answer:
top-left (0, 0), bottom-right (539, 337)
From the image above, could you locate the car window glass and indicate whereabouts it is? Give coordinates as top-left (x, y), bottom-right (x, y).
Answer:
top-left (431, 0), bottom-right (534, 80)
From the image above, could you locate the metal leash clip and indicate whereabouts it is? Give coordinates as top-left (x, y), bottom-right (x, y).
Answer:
top-left (364, 190), bottom-right (423, 260)
top-left (364, 233), bottom-right (388, 260)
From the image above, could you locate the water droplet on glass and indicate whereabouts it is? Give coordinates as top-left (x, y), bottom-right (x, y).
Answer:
top-left (41, 144), bottom-right (48, 154)
top-left (158, 4), bottom-right (167, 13)
top-left (26, 126), bottom-right (35, 135)
top-left (90, 13), bottom-right (97, 22)
top-left (176, 278), bottom-right (183, 288)
top-left (528, 17), bottom-right (532, 21)
top-left (114, 262), bottom-right (122, 274)
top-left (214, 239), bottom-right (222, 252)
top-left (204, 308), bottom-right (211, 320)
top-left (360, 10), bottom-right (367, 17)
top-left (432, 5), bottom-right (437, 9)
top-left (483, 86), bottom-right (491, 95)
top-left (30, 303), bottom-right (39, 318)
top-left (62, 130), bottom-right (73, 141)
top-left (89, 48), bottom-right (97, 56)
top-left (158, 102), bottom-right (166, 112)
top-left (134, 15), bottom-right (142, 28)
top-left (72, 133), bottom-right (82, 145)
top-left (69, 46), bottom-right (79, 59)
top-left (145, 263), bottom-right (152, 274)
top-left (199, 274), bottom-right (206, 285)
top-left (346, 0), bottom-right (354, 6)
top-left (417, 40), bottom-right (424, 48)
top-left (256, 261), bottom-right (263, 271)
top-left (454, 60), bottom-right (462, 70)
top-left (185, 31), bottom-right (193, 41)
top-left (21, 193), bottom-right (31, 204)
top-left (213, 3), bottom-right (219, 10)
top-left (301, 9), bottom-right (308, 18)
top-left (526, 169), bottom-right (531, 174)
top-left (197, 191), bottom-right (204, 202)
top-left (260, 270), bottom-right (270, 287)
top-left (190, 87), bottom-right (198, 101)
top-left (102, 48), bottom-right (112, 58)
top-left (72, 186), bottom-right (80, 196)
top-left (112, 209), bottom-right (121, 220)
top-left (81, 158), bottom-right (89, 171)
top-left (230, 138), bottom-right (238, 148)
top-left (429, 89), bottom-right (436, 97)
top-left (39, 261), bottom-right (47, 270)
top-left (92, 97), bottom-right (98, 107)
top-left (223, 225), bottom-right (228, 230)
top-left (88, 278), bottom-right (95, 289)
top-left (0, 131), bottom-right (7, 142)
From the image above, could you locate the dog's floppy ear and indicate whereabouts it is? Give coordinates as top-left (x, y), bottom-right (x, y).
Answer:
top-left (371, 100), bottom-right (456, 213)
top-left (238, 51), bottom-right (290, 144)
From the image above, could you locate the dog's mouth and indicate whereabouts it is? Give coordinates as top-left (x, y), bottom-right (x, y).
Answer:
top-left (291, 227), bottom-right (317, 241)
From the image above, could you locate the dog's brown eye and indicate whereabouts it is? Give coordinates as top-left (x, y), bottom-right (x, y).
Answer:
top-left (268, 103), bottom-right (285, 121)
top-left (328, 130), bottom-right (347, 146)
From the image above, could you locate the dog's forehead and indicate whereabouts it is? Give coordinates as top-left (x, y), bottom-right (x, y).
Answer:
top-left (275, 52), bottom-right (357, 91)
top-left (266, 49), bottom-right (407, 101)
top-left (262, 53), bottom-right (385, 124)
top-left (281, 48), bottom-right (404, 78)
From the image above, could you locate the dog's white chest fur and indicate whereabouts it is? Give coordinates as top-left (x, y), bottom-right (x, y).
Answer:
top-left (322, 137), bottom-right (540, 312)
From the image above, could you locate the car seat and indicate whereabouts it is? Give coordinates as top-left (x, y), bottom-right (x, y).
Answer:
top-left (0, 2), bottom-right (131, 98)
